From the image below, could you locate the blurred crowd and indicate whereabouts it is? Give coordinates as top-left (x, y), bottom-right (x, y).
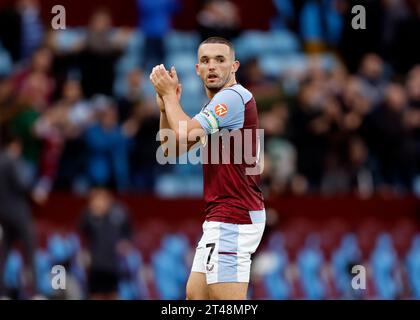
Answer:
top-left (0, 0), bottom-right (419, 199)
top-left (1, 0), bottom-right (420, 300)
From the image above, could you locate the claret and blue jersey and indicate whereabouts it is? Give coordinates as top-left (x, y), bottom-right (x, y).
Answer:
top-left (193, 84), bottom-right (265, 225)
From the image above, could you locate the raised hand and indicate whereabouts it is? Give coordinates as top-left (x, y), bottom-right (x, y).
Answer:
top-left (149, 64), bottom-right (179, 97)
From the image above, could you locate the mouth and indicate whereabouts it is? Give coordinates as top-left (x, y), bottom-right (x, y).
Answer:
top-left (207, 74), bottom-right (219, 81)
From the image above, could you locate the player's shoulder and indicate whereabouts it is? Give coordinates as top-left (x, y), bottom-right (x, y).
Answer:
top-left (214, 84), bottom-right (253, 105)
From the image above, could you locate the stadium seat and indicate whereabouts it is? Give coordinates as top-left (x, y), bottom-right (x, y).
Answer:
top-left (164, 31), bottom-right (200, 54)
top-left (297, 233), bottom-right (326, 299)
top-left (126, 30), bottom-right (145, 55)
top-left (0, 44), bottom-right (12, 76)
top-left (406, 234), bottom-right (420, 298)
top-left (52, 28), bottom-right (86, 53)
top-left (259, 53), bottom-right (307, 78)
top-left (370, 233), bottom-right (401, 299)
top-left (3, 250), bottom-right (23, 296)
top-left (266, 31), bottom-right (300, 55)
top-left (151, 234), bottom-right (189, 299)
top-left (234, 31), bottom-right (269, 61)
top-left (165, 53), bottom-right (197, 78)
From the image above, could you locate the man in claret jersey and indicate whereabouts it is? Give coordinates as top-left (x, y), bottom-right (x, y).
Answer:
top-left (150, 36), bottom-right (265, 300)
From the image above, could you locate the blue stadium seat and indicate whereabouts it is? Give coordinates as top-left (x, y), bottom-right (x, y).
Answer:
top-left (331, 233), bottom-right (363, 298)
top-left (155, 172), bottom-right (203, 198)
top-left (165, 53), bottom-right (197, 78)
top-left (406, 234), bottom-right (420, 299)
top-left (4, 250), bottom-right (23, 292)
top-left (297, 233), bottom-right (326, 299)
top-left (53, 28), bottom-right (86, 53)
top-left (115, 54), bottom-right (140, 76)
top-left (126, 30), bottom-right (145, 55)
top-left (233, 31), bottom-right (269, 61)
top-left (151, 234), bottom-right (189, 299)
top-left (118, 249), bottom-right (148, 300)
top-left (266, 31), bottom-right (300, 55)
top-left (370, 233), bottom-right (401, 299)
top-left (259, 53), bottom-right (307, 78)
top-left (164, 31), bottom-right (200, 54)
top-left (34, 249), bottom-right (54, 297)
top-left (263, 232), bottom-right (291, 299)
top-left (0, 44), bottom-right (12, 76)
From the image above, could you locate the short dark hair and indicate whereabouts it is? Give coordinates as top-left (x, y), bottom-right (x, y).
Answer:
top-left (199, 37), bottom-right (235, 58)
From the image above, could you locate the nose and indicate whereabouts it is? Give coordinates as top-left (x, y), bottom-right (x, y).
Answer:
top-left (208, 60), bottom-right (216, 70)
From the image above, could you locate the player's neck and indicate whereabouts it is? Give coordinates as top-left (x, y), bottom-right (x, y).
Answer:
top-left (206, 78), bottom-right (237, 99)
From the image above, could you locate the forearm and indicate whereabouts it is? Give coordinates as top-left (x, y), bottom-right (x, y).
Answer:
top-left (159, 111), bottom-right (171, 139)
top-left (161, 94), bottom-right (202, 156)
top-left (162, 93), bottom-right (192, 140)
top-left (160, 111), bottom-right (175, 157)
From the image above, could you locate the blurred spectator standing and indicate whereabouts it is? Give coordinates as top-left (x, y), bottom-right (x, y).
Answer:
top-left (136, 0), bottom-right (180, 72)
top-left (389, 0), bottom-right (420, 74)
top-left (84, 96), bottom-right (131, 191)
top-left (18, 0), bottom-right (44, 61)
top-left (79, 188), bottom-right (132, 299)
top-left (79, 8), bottom-right (129, 97)
top-left (197, 0), bottom-right (241, 42)
top-left (33, 78), bottom-right (93, 195)
top-left (0, 131), bottom-right (41, 298)
top-left (0, 0), bottom-right (44, 63)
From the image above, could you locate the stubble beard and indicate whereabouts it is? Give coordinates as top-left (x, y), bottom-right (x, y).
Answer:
top-left (204, 74), bottom-right (230, 94)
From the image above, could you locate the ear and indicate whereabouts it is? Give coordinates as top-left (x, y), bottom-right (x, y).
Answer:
top-left (195, 63), bottom-right (200, 76)
top-left (232, 60), bottom-right (240, 73)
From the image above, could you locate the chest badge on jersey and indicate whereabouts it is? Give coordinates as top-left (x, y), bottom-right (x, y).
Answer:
top-left (215, 104), bottom-right (228, 117)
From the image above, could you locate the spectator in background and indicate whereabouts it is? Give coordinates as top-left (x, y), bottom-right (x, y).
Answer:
top-left (239, 57), bottom-right (282, 111)
top-left (338, 0), bottom-right (385, 73)
top-left (79, 188), bottom-right (132, 299)
top-left (123, 99), bottom-right (160, 192)
top-left (117, 68), bottom-right (147, 123)
top-left (289, 78), bottom-right (329, 190)
top-left (4, 47), bottom-right (55, 184)
top-left (0, 3), bottom-right (21, 63)
top-left (356, 53), bottom-right (388, 107)
top-left (84, 96), bottom-right (131, 191)
top-left (79, 8), bottom-right (129, 97)
top-left (0, 130), bottom-right (42, 299)
top-left (364, 83), bottom-right (414, 193)
top-left (33, 78), bottom-right (92, 195)
top-left (197, 0), bottom-right (241, 42)
top-left (17, 0), bottom-right (44, 61)
top-left (405, 66), bottom-right (420, 185)
top-left (136, 0), bottom-right (180, 72)
top-left (406, 65), bottom-right (420, 109)
top-left (390, 0), bottom-right (420, 74)
top-left (260, 103), bottom-right (301, 195)
top-left (0, 76), bottom-right (17, 127)
top-left (346, 136), bottom-right (374, 197)
top-left (13, 47), bottom-right (55, 113)
top-left (0, 0), bottom-right (44, 63)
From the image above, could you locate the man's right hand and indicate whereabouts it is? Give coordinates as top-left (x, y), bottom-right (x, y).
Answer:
top-left (153, 66), bottom-right (182, 113)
